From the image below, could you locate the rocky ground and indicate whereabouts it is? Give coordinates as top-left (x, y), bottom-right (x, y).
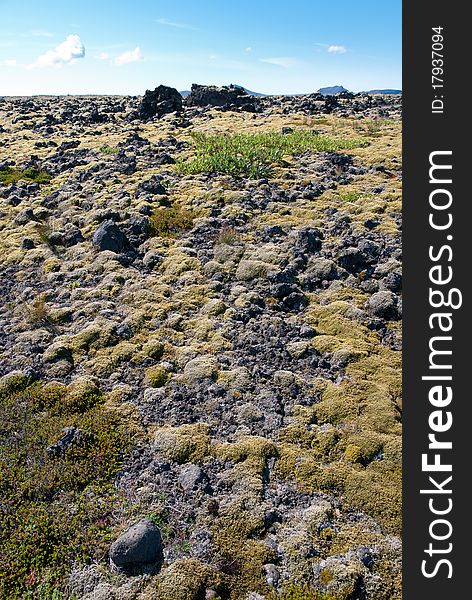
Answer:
top-left (0, 86), bottom-right (402, 600)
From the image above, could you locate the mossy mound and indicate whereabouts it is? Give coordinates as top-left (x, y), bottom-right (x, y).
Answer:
top-left (140, 559), bottom-right (224, 600)
top-left (153, 423), bottom-right (211, 464)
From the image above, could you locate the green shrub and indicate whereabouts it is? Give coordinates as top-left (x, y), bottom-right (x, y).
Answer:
top-left (99, 145), bottom-right (119, 154)
top-left (35, 223), bottom-right (56, 250)
top-left (150, 207), bottom-right (195, 237)
top-left (216, 226), bottom-right (240, 245)
top-left (176, 130), bottom-right (367, 178)
top-left (24, 293), bottom-right (51, 326)
top-left (0, 380), bottom-right (131, 598)
top-left (0, 167), bottom-right (52, 185)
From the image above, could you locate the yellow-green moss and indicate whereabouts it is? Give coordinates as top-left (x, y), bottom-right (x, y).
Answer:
top-left (274, 291), bottom-right (402, 535)
top-left (141, 559), bottom-right (224, 600)
top-left (153, 423), bottom-right (211, 464)
top-left (266, 583), bottom-right (345, 600)
top-left (142, 339), bottom-right (165, 360)
top-left (215, 435), bottom-right (278, 475)
top-left (343, 444), bottom-right (362, 463)
top-left (145, 365), bottom-right (171, 387)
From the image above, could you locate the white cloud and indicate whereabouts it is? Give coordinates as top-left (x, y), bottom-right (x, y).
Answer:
top-left (245, 47), bottom-right (252, 52)
top-left (259, 57), bottom-right (297, 68)
top-left (2, 59), bottom-right (18, 67)
top-left (156, 18), bottom-right (195, 30)
top-left (98, 52), bottom-right (110, 60)
top-left (327, 45), bottom-right (347, 54)
top-left (114, 47), bottom-right (143, 66)
top-left (34, 34), bottom-right (85, 67)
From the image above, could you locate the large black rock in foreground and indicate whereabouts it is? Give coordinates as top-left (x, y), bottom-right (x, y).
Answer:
top-left (92, 220), bottom-right (130, 253)
top-left (109, 519), bottom-right (163, 571)
top-left (138, 85), bottom-right (183, 120)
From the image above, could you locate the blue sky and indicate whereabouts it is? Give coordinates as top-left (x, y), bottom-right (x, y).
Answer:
top-left (0, 0), bottom-right (401, 95)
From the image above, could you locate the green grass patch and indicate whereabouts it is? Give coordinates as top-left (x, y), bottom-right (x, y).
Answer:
top-left (24, 293), bottom-right (51, 326)
top-left (99, 145), bottom-right (119, 154)
top-left (0, 377), bottom-right (131, 598)
top-left (216, 226), bottom-right (241, 245)
top-left (176, 130), bottom-right (367, 179)
top-left (336, 191), bottom-right (363, 202)
top-left (0, 167), bottom-right (52, 185)
top-left (150, 206), bottom-right (195, 237)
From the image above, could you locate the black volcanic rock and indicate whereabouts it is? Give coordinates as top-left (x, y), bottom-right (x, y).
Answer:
top-left (185, 84), bottom-right (257, 111)
top-left (138, 85), bottom-right (183, 120)
top-left (109, 519), bottom-right (163, 570)
top-left (92, 220), bottom-right (130, 253)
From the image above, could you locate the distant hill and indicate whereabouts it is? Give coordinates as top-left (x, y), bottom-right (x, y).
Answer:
top-left (318, 85), bottom-right (348, 95)
top-left (235, 86), bottom-right (266, 97)
top-left (318, 85), bottom-right (402, 96)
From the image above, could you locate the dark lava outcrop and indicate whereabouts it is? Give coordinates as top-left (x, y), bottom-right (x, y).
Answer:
top-left (138, 85), bottom-right (183, 120)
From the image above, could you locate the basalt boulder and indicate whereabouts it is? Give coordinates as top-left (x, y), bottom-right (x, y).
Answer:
top-left (92, 220), bottom-right (130, 253)
top-left (138, 85), bottom-right (183, 121)
top-left (185, 83), bottom-right (258, 111)
top-left (109, 519), bottom-right (163, 571)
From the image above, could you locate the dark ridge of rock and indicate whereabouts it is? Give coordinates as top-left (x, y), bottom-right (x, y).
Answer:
top-left (185, 83), bottom-right (258, 111)
top-left (136, 174), bottom-right (167, 196)
top-left (137, 85), bottom-right (183, 120)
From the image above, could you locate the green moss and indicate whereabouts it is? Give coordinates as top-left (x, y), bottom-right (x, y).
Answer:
top-left (343, 444), bottom-right (362, 463)
top-left (146, 365), bottom-right (170, 387)
top-left (266, 584), bottom-right (343, 599)
top-left (273, 292), bottom-right (402, 535)
top-left (88, 342), bottom-right (138, 377)
top-left (344, 466), bottom-right (402, 534)
top-left (319, 568), bottom-right (334, 585)
top-left (142, 339), bottom-right (165, 360)
top-left (0, 167), bottom-right (52, 185)
top-left (210, 504), bottom-right (278, 597)
top-left (144, 559), bottom-right (225, 600)
top-left (0, 379), bottom-right (131, 598)
top-left (99, 145), bottom-right (119, 154)
top-left (150, 207), bottom-right (195, 237)
top-left (154, 423), bottom-right (211, 464)
top-left (215, 435), bottom-right (278, 475)
top-left (0, 372), bottom-right (31, 394)
top-left (69, 323), bottom-right (118, 354)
